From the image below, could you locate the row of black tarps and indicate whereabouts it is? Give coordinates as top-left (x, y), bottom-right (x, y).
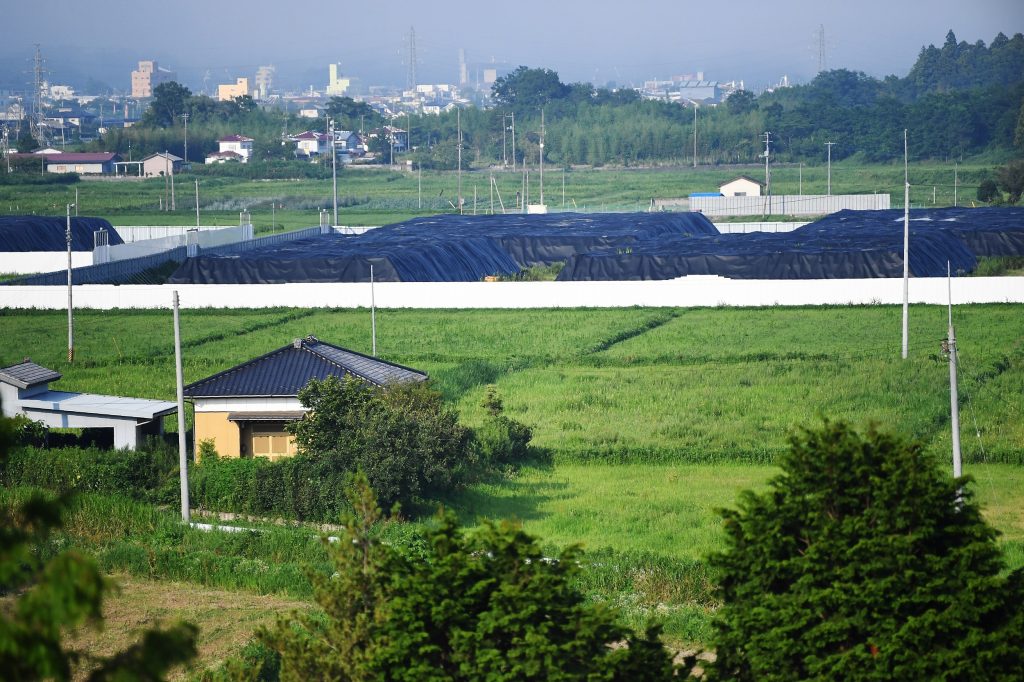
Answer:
top-left (71, 207), bottom-right (1024, 285)
top-left (168, 212), bottom-right (718, 284)
top-left (558, 208), bottom-right (1022, 280)
top-left (0, 216), bottom-right (124, 251)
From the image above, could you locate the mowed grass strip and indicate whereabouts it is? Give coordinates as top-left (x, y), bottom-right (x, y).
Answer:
top-left (61, 575), bottom-right (307, 681)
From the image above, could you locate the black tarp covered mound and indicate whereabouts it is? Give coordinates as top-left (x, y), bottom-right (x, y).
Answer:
top-left (558, 211), bottom-right (984, 280)
top-left (0, 215), bottom-right (123, 251)
top-left (357, 212), bottom-right (720, 267)
top-left (798, 207), bottom-right (1024, 258)
top-left (168, 212), bottom-right (719, 283)
top-left (168, 235), bottom-right (521, 283)
top-left (557, 230), bottom-right (976, 280)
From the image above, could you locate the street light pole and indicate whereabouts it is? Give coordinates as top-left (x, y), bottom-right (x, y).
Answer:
top-left (329, 117), bottom-right (338, 226)
top-left (825, 141), bottom-right (835, 196)
top-left (66, 203), bottom-right (75, 362)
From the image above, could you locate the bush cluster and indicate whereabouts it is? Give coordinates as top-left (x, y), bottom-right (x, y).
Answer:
top-left (1, 441), bottom-right (181, 504)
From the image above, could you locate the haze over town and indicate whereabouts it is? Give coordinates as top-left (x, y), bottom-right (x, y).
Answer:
top-left (2, 0), bottom-right (1023, 94)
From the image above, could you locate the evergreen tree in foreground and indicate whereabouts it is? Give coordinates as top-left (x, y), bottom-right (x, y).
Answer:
top-left (259, 477), bottom-right (676, 681)
top-left (706, 421), bottom-right (1024, 681)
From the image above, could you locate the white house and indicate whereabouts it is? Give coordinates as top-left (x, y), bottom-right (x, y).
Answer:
top-left (218, 134), bottom-right (254, 163)
top-left (719, 176), bottom-right (764, 197)
top-left (290, 131), bottom-right (330, 158)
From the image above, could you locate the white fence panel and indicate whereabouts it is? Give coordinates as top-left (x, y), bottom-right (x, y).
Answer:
top-left (691, 194), bottom-right (891, 216)
top-left (0, 252), bottom-right (94, 275)
top-left (1, 277), bottom-right (1021, 310)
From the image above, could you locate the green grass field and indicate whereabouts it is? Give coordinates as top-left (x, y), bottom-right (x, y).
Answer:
top-left (0, 160), bottom-right (994, 230)
top-left (2, 304), bottom-right (1021, 646)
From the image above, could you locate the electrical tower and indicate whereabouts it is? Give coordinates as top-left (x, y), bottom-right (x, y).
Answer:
top-left (30, 44), bottom-right (48, 146)
top-left (816, 25), bottom-right (827, 74)
top-left (406, 27), bottom-right (418, 91)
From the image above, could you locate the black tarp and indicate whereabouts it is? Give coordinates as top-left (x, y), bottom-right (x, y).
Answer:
top-left (0, 215), bottom-right (123, 251)
top-left (557, 214), bottom-right (982, 280)
top-left (168, 212), bottom-right (719, 284)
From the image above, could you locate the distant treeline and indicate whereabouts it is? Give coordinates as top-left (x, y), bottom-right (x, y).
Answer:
top-left (30, 30), bottom-right (1024, 169)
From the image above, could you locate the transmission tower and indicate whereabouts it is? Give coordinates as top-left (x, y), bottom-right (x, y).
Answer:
top-left (30, 44), bottom-right (48, 145)
top-left (407, 27), bottom-right (418, 90)
top-left (816, 24), bottom-right (827, 74)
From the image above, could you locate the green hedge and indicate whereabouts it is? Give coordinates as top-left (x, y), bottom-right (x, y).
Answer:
top-left (1, 443), bottom-right (180, 503)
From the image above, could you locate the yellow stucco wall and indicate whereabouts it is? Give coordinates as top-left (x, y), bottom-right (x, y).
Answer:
top-left (194, 413), bottom-right (298, 462)
top-left (194, 412), bottom-right (241, 460)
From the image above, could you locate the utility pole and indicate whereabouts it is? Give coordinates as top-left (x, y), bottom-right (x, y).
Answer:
top-left (172, 290), bottom-right (189, 523)
top-left (510, 111), bottom-right (516, 172)
top-left (417, 162), bottom-right (421, 209)
top-left (195, 179), bottom-right (200, 228)
top-left (763, 132), bottom-right (772, 216)
top-left (457, 108), bottom-right (463, 214)
top-left (693, 104), bottom-right (697, 168)
top-left (182, 112), bottom-right (189, 164)
top-left (825, 141), bottom-right (835, 196)
top-left (799, 162), bottom-right (803, 196)
top-left (370, 264), bottom-right (377, 356)
top-left (539, 108), bottom-right (545, 206)
top-left (66, 203), bottom-right (75, 362)
top-left (329, 117), bottom-right (338, 225)
top-left (943, 262), bottom-right (962, 479)
top-left (902, 129), bottom-right (910, 360)
top-left (502, 113), bottom-right (508, 166)
top-left (954, 161), bottom-right (958, 207)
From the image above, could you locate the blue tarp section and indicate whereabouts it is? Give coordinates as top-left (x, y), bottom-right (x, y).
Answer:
top-left (558, 207), bottom-right (1024, 280)
top-left (168, 212), bottom-right (720, 283)
top-left (0, 216), bottom-right (123, 251)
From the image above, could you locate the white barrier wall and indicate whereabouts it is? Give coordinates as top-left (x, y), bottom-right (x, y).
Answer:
top-left (691, 194), bottom-right (891, 216)
top-left (116, 226), bottom-right (239, 242)
top-left (1, 277), bottom-right (1021, 310)
top-left (0, 252), bottom-right (94, 275)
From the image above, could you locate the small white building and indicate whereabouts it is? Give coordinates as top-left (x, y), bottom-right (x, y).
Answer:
top-left (218, 134), bottom-right (254, 163)
top-left (141, 152), bottom-right (183, 177)
top-left (206, 150), bottom-right (244, 165)
top-left (719, 176), bottom-right (764, 197)
top-left (0, 361), bottom-right (177, 450)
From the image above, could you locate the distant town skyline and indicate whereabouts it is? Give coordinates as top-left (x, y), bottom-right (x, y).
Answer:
top-left (1, 0), bottom-right (1022, 95)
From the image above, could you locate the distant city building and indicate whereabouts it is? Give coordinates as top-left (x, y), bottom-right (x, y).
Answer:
top-left (483, 68), bottom-right (498, 86)
top-left (218, 78), bottom-right (250, 102)
top-left (326, 64), bottom-right (350, 96)
top-left (48, 85), bottom-right (75, 100)
top-left (218, 134), bottom-right (254, 162)
top-left (131, 61), bottom-right (177, 98)
top-left (640, 76), bottom-right (732, 104)
top-left (254, 66), bottom-right (275, 100)
top-left (298, 108), bottom-right (320, 119)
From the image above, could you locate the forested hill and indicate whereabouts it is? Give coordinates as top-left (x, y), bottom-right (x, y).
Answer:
top-left (905, 30), bottom-right (1024, 96)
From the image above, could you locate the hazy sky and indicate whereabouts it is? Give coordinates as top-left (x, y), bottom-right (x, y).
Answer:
top-left (3, 0), bottom-right (1023, 93)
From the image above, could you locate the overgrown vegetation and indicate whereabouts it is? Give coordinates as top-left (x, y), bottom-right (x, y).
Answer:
top-left (251, 477), bottom-right (677, 680)
top-left (706, 421), bottom-right (1024, 680)
top-left (0, 411), bottom-right (197, 680)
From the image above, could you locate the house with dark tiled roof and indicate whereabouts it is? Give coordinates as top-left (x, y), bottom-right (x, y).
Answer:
top-left (183, 335), bottom-right (427, 460)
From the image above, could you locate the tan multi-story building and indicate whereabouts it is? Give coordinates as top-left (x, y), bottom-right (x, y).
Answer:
top-left (131, 60), bottom-right (177, 98)
top-left (326, 64), bottom-right (350, 96)
top-left (218, 77), bottom-right (250, 102)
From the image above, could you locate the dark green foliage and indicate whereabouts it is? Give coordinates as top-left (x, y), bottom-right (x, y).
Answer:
top-left (259, 478), bottom-right (677, 680)
top-left (290, 376), bottom-right (474, 511)
top-left (2, 443), bottom-right (181, 504)
top-left (996, 159), bottom-right (1024, 204)
top-left (977, 177), bottom-right (1001, 202)
top-left (474, 385), bottom-right (534, 466)
top-left (0, 409), bottom-right (197, 680)
top-left (706, 421), bottom-right (1024, 681)
top-left (492, 66), bottom-right (571, 109)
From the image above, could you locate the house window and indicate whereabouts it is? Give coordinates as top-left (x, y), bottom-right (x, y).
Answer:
top-left (251, 430), bottom-right (294, 458)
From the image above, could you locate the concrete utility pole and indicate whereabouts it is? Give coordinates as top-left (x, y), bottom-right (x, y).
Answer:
top-left (944, 262), bottom-right (962, 479)
top-left (173, 290), bottom-right (189, 523)
top-left (182, 112), bottom-right (189, 164)
top-left (457, 108), bottom-right (463, 214)
top-left (693, 104), bottom-right (697, 168)
top-left (370, 264), bottom-right (377, 356)
top-left (195, 179), bottom-right (200, 228)
top-left (825, 141), bottom-right (835, 195)
top-left (902, 129), bottom-right (910, 360)
top-left (539, 108), bottom-right (545, 206)
top-left (763, 132), bottom-right (772, 216)
top-left (329, 117), bottom-right (338, 225)
top-left (66, 203), bottom-right (75, 362)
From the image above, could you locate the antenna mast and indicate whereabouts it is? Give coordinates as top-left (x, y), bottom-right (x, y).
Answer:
top-left (31, 44), bottom-right (48, 146)
top-left (816, 24), bottom-right (827, 73)
top-left (407, 27), bottom-right (418, 90)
